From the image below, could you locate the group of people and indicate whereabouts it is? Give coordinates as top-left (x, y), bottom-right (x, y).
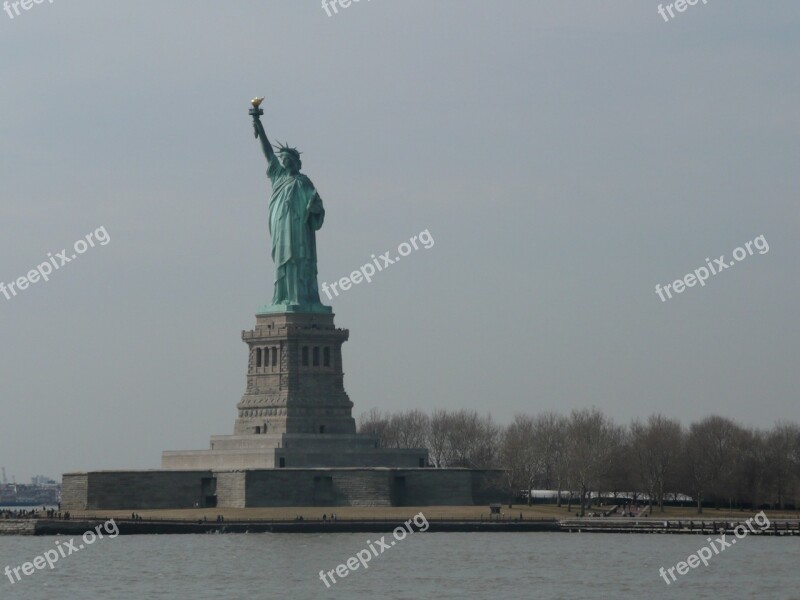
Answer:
top-left (0, 507), bottom-right (70, 520)
top-left (193, 515), bottom-right (226, 525)
top-left (1, 508), bottom-right (38, 519)
top-left (294, 513), bottom-right (338, 521)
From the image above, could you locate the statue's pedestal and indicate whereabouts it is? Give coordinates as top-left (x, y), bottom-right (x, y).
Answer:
top-left (162, 311), bottom-right (427, 470)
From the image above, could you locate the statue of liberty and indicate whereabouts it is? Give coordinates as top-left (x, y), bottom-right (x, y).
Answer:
top-left (249, 98), bottom-right (330, 314)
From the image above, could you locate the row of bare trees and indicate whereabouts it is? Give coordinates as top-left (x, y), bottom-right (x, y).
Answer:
top-left (358, 408), bottom-right (498, 469)
top-left (357, 408), bottom-right (800, 516)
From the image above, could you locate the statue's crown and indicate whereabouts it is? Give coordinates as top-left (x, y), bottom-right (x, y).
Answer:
top-left (273, 141), bottom-right (302, 160)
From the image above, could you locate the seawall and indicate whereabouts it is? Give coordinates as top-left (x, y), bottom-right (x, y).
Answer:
top-left (2, 518), bottom-right (798, 536)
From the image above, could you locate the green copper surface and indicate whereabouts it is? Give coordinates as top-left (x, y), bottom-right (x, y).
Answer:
top-left (250, 105), bottom-right (331, 315)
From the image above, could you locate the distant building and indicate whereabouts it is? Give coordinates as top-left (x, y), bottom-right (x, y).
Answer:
top-left (31, 475), bottom-right (57, 486)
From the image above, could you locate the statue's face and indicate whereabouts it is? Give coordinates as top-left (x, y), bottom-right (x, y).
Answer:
top-left (280, 153), bottom-right (300, 174)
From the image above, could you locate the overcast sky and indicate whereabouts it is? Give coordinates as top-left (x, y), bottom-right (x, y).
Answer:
top-left (1, 1), bottom-right (798, 482)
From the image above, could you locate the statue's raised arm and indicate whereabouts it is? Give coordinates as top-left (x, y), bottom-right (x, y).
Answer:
top-left (250, 98), bottom-right (275, 164)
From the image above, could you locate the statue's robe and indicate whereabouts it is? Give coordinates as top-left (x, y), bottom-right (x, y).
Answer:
top-left (266, 158), bottom-right (325, 308)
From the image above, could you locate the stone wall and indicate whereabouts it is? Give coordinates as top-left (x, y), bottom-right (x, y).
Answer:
top-left (162, 450), bottom-right (276, 470)
top-left (0, 520), bottom-right (37, 535)
top-left (244, 469), bottom-right (319, 507)
top-left (396, 469), bottom-right (474, 505)
top-left (471, 470), bottom-right (505, 505)
top-left (61, 468), bottom-right (503, 510)
top-left (240, 469), bottom-right (474, 507)
top-left (61, 472), bottom-right (89, 510)
top-left (240, 469), bottom-right (397, 507)
top-left (278, 449), bottom-right (426, 469)
top-left (163, 434), bottom-right (427, 471)
top-left (329, 470), bottom-right (392, 506)
top-left (215, 471), bottom-right (246, 509)
top-left (62, 471), bottom-right (212, 510)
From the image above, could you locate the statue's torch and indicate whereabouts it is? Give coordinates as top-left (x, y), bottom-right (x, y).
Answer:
top-left (250, 97), bottom-right (264, 118)
top-left (250, 97), bottom-right (265, 139)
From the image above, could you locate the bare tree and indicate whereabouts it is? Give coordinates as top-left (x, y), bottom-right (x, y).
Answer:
top-left (530, 412), bottom-right (568, 506)
top-left (498, 415), bottom-right (540, 506)
top-left (766, 422), bottom-right (800, 509)
top-left (682, 415), bottom-right (742, 514)
top-left (498, 418), bottom-right (527, 506)
top-left (357, 408), bottom-right (390, 447)
top-left (386, 410), bottom-right (431, 450)
top-left (427, 409), bottom-right (452, 468)
top-left (730, 427), bottom-right (768, 509)
top-left (359, 409), bottom-right (431, 453)
top-left (565, 408), bottom-right (620, 517)
top-left (630, 415), bottom-right (683, 512)
top-left (446, 410), bottom-right (500, 469)
top-left (791, 426), bottom-right (800, 508)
